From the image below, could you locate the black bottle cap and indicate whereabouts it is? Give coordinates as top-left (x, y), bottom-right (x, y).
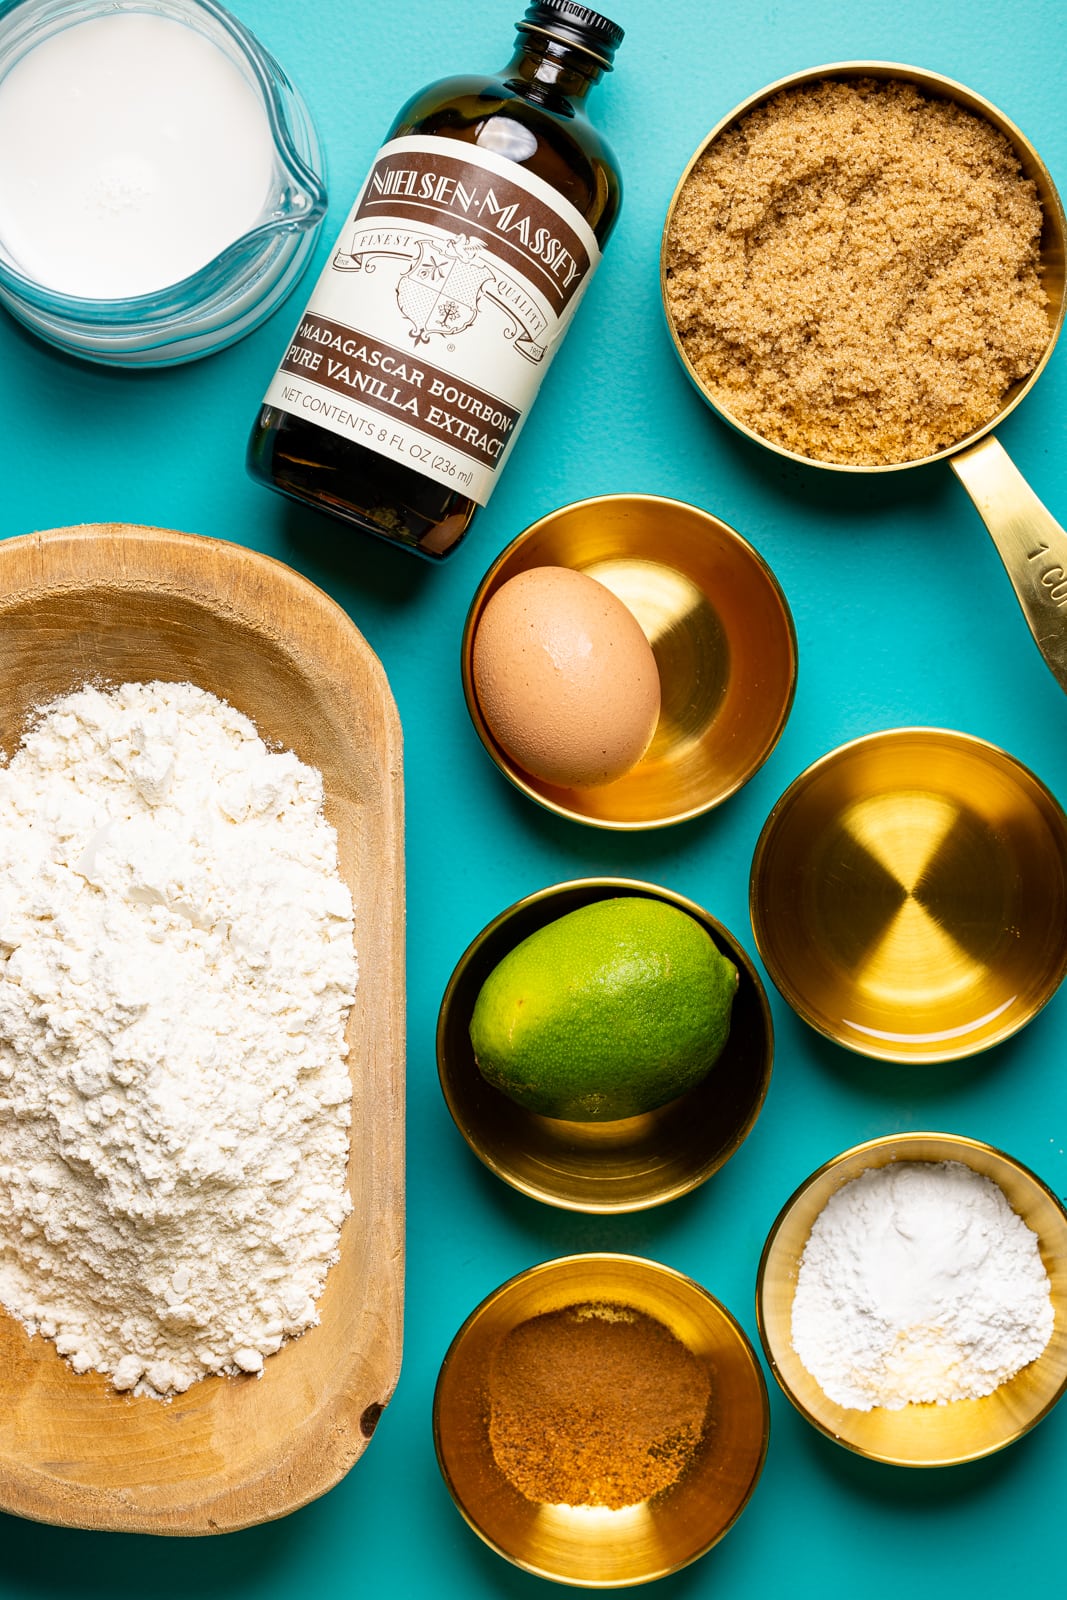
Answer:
top-left (517, 1), bottom-right (625, 70)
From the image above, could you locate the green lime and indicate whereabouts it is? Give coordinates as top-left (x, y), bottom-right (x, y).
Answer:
top-left (469, 896), bottom-right (739, 1121)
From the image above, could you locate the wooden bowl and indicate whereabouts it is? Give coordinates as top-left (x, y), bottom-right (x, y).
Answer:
top-left (0, 524), bottom-right (405, 1533)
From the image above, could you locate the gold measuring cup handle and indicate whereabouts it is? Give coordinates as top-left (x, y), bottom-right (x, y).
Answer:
top-left (951, 435), bottom-right (1067, 695)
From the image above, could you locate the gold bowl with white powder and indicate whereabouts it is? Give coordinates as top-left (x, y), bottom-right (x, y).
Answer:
top-left (756, 1132), bottom-right (1067, 1466)
top-left (0, 523), bottom-right (405, 1533)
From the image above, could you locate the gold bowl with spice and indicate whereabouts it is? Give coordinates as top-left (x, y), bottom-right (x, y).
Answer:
top-left (436, 878), bottom-right (773, 1212)
top-left (756, 1132), bottom-right (1067, 1466)
top-left (461, 493), bottom-right (797, 828)
top-left (749, 727), bottom-right (1067, 1061)
top-left (661, 63), bottom-right (1067, 698)
top-left (434, 1253), bottom-right (770, 1586)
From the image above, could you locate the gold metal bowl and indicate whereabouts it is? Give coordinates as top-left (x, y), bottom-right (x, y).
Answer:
top-left (749, 728), bottom-right (1067, 1062)
top-left (436, 878), bottom-right (773, 1212)
top-left (660, 63), bottom-right (1067, 698)
top-left (756, 1132), bottom-right (1067, 1466)
top-left (434, 1253), bottom-right (770, 1586)
top-left (460, 493), bottom-right (797, 829)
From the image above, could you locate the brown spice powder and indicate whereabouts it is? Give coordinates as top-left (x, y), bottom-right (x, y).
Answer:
top-left (664, 79), bottom-right (1050, 465)
top-left (487, 1301), bottom-right (711, 1510)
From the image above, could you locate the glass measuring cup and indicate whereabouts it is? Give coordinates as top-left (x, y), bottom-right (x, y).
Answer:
top-left (0, 0), bottom-right (328, 365)
top-left (660, 62), bottom-right (1067, 697)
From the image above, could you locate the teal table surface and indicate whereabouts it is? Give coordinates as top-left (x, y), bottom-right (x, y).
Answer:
top-left (2, 0), bottom-right (1067, 1593)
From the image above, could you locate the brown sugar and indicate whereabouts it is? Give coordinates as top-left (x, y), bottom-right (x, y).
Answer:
top-left (664, 78), bottom-right (1051, 465)
top-left (486, 1301), bottom-right (711, 1510)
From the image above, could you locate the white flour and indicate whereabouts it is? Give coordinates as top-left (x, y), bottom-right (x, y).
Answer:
top-left (0, 681), bottom-right (357, 1399)
top-left (791, 1160), bottom-right (1053, 1410)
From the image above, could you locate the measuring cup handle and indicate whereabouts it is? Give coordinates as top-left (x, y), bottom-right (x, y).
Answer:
top-left (951, 434), bottom-right (1067, 696)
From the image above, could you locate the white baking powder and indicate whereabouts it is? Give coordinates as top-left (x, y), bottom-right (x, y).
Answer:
top-left (0, 13), bottom-right (275, 298)
top-left (0, 681), bottom-right (357, 1399)
top-left (791, 1160), bottom-right (1054, 1410)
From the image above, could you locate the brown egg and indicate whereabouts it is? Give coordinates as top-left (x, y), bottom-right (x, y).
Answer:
top-left (471, 566), bottom-right (661, 788)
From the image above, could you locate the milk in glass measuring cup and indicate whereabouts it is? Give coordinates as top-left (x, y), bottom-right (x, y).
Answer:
top-left (0, 0), bottom-right (327, 364)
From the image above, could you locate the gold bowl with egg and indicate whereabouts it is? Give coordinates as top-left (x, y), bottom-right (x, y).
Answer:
top-left (436, 878), bottom-right (773, 1212)
top-left (434, 1252), bottom-right (770, 1586)
top-left (461, 493), bottom-right (797, 829)
top-left (756, 1132), bottom-right (1067, 1466)
top-left (749, 727), bottom-right (1067, 1061)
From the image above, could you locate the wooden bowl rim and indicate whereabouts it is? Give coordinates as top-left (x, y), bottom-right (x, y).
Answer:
top-left (0, 523), bottom-right (406, 1533)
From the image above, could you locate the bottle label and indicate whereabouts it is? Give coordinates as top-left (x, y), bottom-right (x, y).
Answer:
top-left (261, 134), bottom-right (602, 506)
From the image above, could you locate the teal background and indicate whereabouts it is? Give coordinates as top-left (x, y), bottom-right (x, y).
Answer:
top-left (2, 0), bottom-right (1067, 1592)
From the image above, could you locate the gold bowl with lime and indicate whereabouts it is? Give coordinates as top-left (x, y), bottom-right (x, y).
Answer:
top-left (436, 878), bottom-right (773, 1213)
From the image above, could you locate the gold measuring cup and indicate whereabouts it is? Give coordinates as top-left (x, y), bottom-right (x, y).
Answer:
top-left (661, 62), bottom-right (1067, 694)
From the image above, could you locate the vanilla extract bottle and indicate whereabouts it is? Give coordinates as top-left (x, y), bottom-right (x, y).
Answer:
top-left (247, 1), bottom-right (623, 559)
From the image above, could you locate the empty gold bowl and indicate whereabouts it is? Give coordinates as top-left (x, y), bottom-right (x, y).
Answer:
top-left (437, 878), bottom-right (773, 1213)
top-left (434, 1253), bottom-right (770, 1586)
top-left (749, 728), bottom-right (1067, 1062)
top-left (460, 493), bottom-right (797, 829)
top-left (756, 1132), bottom-right (1067, 1466)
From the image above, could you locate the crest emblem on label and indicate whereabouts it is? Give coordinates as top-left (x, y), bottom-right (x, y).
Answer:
top-left (395, 236), bottom-right (492, 346)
